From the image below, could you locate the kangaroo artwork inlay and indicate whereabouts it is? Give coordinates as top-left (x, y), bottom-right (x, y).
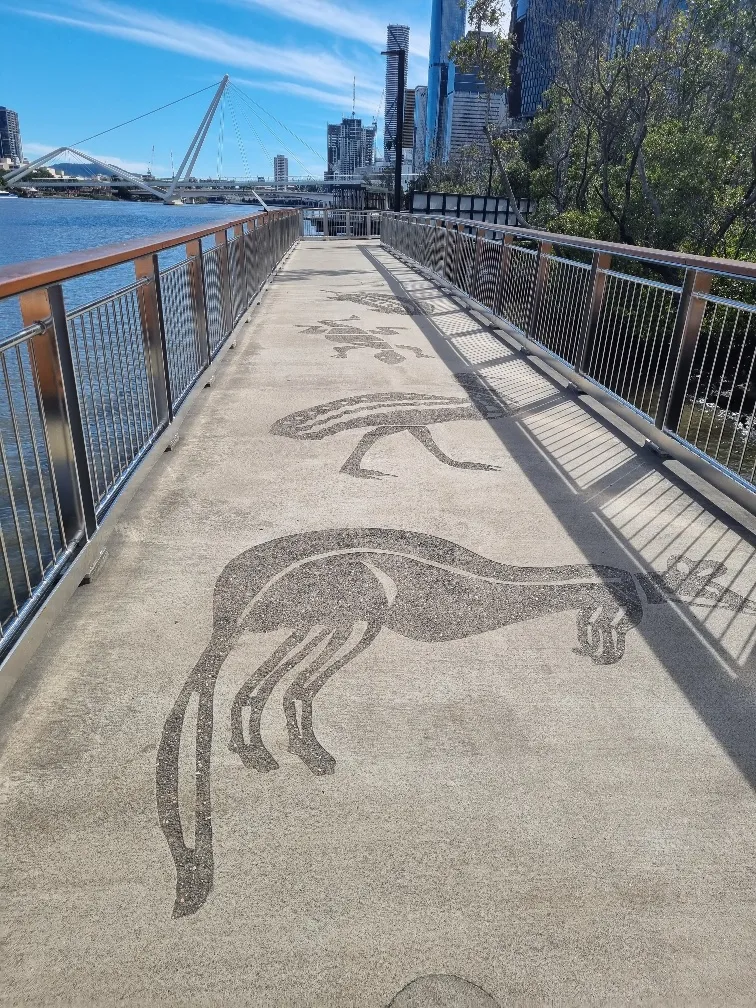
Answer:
top-left (270, 376), bottom-right (507, 478)
top-left (298, 316), bottom-right (432, 365)
top-left (155, 527), bottom-right (756, 918)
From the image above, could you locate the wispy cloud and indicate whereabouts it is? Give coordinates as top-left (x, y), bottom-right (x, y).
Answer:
top-left (20, 0), bottom-right (382, 91)
top-left (227, 0), bottom-right (429, 58)
top-left (234, 78), bottom-right (382, 118)
top-left (25, 141), bottom-right (154, 173)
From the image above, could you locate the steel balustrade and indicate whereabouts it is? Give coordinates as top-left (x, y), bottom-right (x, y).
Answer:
top-left (381, 210), bottom-right (756, 510)
top-left (0, 209), bottom-right (299, 658)
top-left (301, 209), bottom-right (382, 240)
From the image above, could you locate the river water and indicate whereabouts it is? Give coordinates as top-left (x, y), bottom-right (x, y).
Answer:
top-left (0, 198), bottom-right (270, 628)
top-left (0, 197), bottom-right (263, 333)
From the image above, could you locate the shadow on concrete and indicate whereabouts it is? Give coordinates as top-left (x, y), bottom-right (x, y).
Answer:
top-left (272, 268), bottom-right (375, 283)
top-left (362, 244), bottom-right (756, 793)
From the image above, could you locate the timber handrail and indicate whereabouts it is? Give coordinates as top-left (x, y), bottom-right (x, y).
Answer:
top-left (389, 211), bottom-right (756, 280)
top-left (0, 209), bottom-right (299, 299)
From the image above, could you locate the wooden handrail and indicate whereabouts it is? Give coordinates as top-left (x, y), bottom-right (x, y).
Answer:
top-left (0, 209), bottom-right (299, 300)
top-left (392, 212), bottom-right (756, 281)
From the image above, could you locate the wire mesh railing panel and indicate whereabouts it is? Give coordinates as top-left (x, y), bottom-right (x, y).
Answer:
top-left (0, 330), bottom-right (69, 634)
top-left (159, 260), bottom-right (205, 408)
top-left (68, 282), bottom-right (160, 510)
top-left (443, 231), bottom-right (460, 284)
top-left (670, 296), bottom-right (756, 483)
top-left (408, 220), bottom-right (420, 262)
top-left (203, 246), bottom-right (230, 357)
top-left (227, 237), bottom-right (247, 325)
top-left (454, 232), bottom-right (478, 296)
top-left (533, 256), bottom-right (591, 365)
top-left (586, 271), bottom-right (679, 418)
top-left (499, 245), bottom-right (538, 333)
top-left (430, 226), bottom-right (446, 275)
top-left (422, 225), bottom-right (436, 270)
top-left (475, 238), bottom-right (503, 310)
top-left (243, 231), bottom-right (257, 306)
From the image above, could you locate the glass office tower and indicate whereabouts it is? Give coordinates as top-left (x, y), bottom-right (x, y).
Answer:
top-left (384, 25), bottom-right (410, 159)
top-left (425, 0), bottom-right (467, 163)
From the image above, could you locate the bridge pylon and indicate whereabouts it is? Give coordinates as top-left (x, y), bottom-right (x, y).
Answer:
top-left (3, 75), bottom-right (269, 211)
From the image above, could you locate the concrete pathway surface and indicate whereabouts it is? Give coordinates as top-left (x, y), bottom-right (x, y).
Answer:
top-left (2, 240), bottom-right (756, 1007)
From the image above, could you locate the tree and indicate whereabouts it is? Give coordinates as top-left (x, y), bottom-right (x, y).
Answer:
top-left (525, 0), bottom-right (756, 257)
top-left (448, 0), bottom-right (529, 225)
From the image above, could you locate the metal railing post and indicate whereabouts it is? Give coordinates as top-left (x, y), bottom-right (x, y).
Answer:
top-left (20, 285), bottom-right (96, 539)
top-left (323, 208), bottom-right (329, 240)
top-left (656, 268), bottom-right (713, 431)
top-left (135, 254), bottom-right (173, 424)
top-left (213, 229), bottom-right (233, 337)
top-left (185, 239), bottom-right (210, 367)
top-left (494, 234), bottom-right (514, 315)
top-left (576, 251), bottom-right (612, 374)
top-left (527, 240), bottom-right (553, 339)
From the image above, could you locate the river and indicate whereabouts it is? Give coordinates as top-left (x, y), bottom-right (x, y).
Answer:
top-left (0, 196), bottom-right (271, 625)
top-left (0, 197), bottom-right (264, 333)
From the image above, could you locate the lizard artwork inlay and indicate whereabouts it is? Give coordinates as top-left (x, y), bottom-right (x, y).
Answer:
top-left (297, 316), bottom-right (432, 365)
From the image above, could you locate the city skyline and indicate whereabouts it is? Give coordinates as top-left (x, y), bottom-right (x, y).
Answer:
top-left (1, 0), bottom-right (434, 180)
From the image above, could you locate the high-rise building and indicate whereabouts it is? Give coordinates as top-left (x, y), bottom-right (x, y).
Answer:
top-left (448, 84), bottom-right (508, 160)
top-left (273, 155), bottom-right (289, 186)
top-left (326, 117), bottom-right (377, 179)
top-left (509, 0), bottom-right (658, 118)
top-left (426, 0), bottom-right (467, 163)
top-left (448, 32), bottom-right (510, 158)
top-left (509, 0), bottom-right (570, 118)
top-left (412, 86), bottom-right (428, 172)
top-left (0, 107), bottom-right (22, 167)
top-left (383, 25), bottom-right (410, 160)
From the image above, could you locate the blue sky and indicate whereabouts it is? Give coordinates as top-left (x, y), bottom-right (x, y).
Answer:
top-left (2, 0), bottom-right (434, 178)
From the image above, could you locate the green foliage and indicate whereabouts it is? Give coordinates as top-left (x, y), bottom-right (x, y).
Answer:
top-left (421, 0), bottom-right (756, 259)
top-left (522, 0), bottom-right (756, 256)
top-left (448, 0), bottom-right (512, 95)
top-left (446, 0), bottom-right (527, 220)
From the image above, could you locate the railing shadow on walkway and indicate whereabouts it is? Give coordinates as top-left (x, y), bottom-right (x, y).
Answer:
top-left (363, 244), bottom-right (756, 793)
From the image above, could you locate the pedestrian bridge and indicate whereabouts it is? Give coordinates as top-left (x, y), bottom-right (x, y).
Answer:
top-left (1, 211), bottom-right (756, 1006)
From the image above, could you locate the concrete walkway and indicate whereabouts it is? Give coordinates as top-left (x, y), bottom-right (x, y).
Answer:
top-left (2, 239), bottom-right (756, 1007)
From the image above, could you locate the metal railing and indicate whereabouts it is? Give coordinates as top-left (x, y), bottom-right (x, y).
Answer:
top-left (0, 209), bottom-right (299, 659)
top-left (301, 209), bottom-right (381, 240)
top-left (381, 211), bottom-right (756, 508)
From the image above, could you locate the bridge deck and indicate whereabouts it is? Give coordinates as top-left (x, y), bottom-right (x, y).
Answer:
top-left (2, 240), bottom-right (756, 1006)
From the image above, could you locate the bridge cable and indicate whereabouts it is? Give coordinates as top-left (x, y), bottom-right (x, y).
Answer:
top-left (227, 95), bottom-right (253, 182)
top-left (231, 93), bottom-right (314, 179)
top-left (230, 91), bottom-right (272, 165)
top-left (71, 80), bottom-right (223, 148)
top-left (229, 83), bottom-right (326, 165)
top-left (229, 87), bottom-right (317, 178)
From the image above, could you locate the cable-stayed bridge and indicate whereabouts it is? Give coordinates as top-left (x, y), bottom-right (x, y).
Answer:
top-left (3, 75), bottom-right (391, 207)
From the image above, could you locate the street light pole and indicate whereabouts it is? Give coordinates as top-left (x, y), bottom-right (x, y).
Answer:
top-left (383, 47), bottom-right (407, 213)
